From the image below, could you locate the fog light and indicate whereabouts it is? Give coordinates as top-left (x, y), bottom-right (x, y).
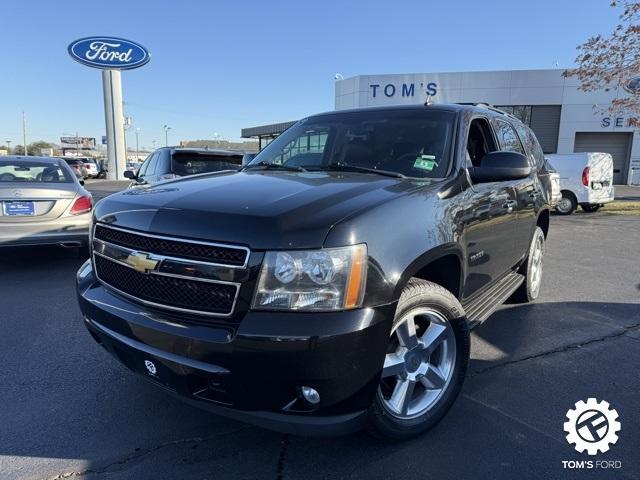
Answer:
top-left (300, 386), bottom-right (320, 406)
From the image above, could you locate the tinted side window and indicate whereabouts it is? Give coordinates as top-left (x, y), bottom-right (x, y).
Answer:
top-left (494, 119), bottom-right (525, 155)
top-left (466, 118), bottom-right (498, 168)
top-left (156, 150), bottom-right (171, 174)
top-left (513, 123), bottom-right (535, 167)
top-left (514, 123), bottom-right (545, 169)
top-left (527, 128), bottom-right (546, 169)
top-left (145, 153), bottom-right (160, 176)
top-left (138, 154), bottom-right (152, 177)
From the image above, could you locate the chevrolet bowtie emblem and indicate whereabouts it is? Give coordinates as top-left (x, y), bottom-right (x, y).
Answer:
top-left (125, 251), bottom-right (160, 274)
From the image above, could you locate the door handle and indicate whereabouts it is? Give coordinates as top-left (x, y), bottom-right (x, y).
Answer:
top-left (529, 190), bottom-right (539, 199)
top-left (503, 200), bottom-right (517, 213)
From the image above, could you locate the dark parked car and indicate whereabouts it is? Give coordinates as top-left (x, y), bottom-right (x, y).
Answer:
top-left (77, 104), bottom-right (551, 439)
top-left (124, 147), bottom-right (243, 186)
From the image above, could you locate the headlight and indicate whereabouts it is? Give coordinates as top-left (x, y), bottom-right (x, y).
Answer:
top-left (252, 244), bottom-right (367, 311)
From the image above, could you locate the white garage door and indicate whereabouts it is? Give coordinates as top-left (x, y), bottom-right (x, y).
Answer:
top-left (574, 132), bottom-right (632, 184)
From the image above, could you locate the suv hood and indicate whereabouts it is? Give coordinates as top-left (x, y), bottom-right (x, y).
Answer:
top-left (94, 171), bottom-right (428, 249)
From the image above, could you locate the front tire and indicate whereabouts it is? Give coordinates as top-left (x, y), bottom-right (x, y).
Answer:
top-left (511, 226), bottom-right (545, 303)
top-left (367, 279), bottom-right (470, 440)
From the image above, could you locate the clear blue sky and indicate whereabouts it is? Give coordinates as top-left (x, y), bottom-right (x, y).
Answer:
top-left (0, 0), bottom-right (618, 150)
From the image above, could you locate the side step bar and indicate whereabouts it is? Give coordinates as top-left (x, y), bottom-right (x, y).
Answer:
top-left (462, 272), bottom-right (524, 328)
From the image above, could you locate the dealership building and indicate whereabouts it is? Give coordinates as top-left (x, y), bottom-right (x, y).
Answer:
top-left (242, 69), bottom-right (639, 184)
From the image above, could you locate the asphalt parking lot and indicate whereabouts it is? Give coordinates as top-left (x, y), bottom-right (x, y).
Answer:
top-left (1, 190), bottom-right (639, 479)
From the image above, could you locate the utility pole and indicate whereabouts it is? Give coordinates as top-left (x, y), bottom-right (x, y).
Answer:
top-left (6, 140), bottom-right (11, 154)
top-left (22, 111), bottom-right (27, 155)
top-left (135, 128), bottom-right (140, 161)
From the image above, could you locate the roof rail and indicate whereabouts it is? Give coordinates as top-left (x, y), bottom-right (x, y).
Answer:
top-left (457, 103), bottom-right (521, 121)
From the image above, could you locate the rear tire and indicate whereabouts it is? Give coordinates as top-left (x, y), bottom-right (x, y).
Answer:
top-left (511, 227), bottom-right (545, 303)
top-left (581, 204), bottom-right (601, 213)
top-left (367, 279), bottom-right (469, 440)
top-left (555, 192), bottom-right (577, 215)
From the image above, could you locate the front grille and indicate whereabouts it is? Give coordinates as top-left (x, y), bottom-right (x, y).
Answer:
top-left (94, 255), bottom-right (237, 315)
top-left (94, 224), bottom-right (247, 266)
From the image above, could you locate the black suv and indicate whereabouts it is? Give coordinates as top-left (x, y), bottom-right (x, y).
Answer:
top-left (77, 104), bottom-right (551, 439)
top-left (124, 147), bottom-right (244, 186)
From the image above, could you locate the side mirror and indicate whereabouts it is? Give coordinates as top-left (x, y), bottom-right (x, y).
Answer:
top-left (123, 170), bottom-right (136, 179)
top-left (79, 179), bottom-right (85, 186)
top-left (469, 151), bottom-right (531, 183)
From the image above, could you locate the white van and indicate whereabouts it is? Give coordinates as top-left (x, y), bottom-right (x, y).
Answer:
top-left (545, 152), bottom-right (615, 215)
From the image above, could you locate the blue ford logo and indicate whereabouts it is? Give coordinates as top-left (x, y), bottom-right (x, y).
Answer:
top-left (68, 36), bottom-right (150, 70)
top-left (623, 76), bottom-right (640, 95)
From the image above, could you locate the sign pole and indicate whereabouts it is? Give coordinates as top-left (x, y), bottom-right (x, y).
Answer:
top-left (101, 69), bottom-right (126, 180)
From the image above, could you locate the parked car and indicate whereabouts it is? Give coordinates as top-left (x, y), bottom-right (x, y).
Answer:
top-left (124, 147), bottom-right (243, 186)
top-left (77, 104), bottom-right (551, 439)
top-left (546, 152), bottom-right (615, 214)
top-left (78, 157), bottom-right (99, 178)
top-left (0, 156), bottom-right (92, 248)
top-left (549, 170), bottom-right (562, 207)
top-left (62, 158), bottom-right (89, 180)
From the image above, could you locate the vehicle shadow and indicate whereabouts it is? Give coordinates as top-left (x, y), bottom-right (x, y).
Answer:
top-left (2, 299), bottom-right (638, 479)
top-left (468, 300), bottom-right (640, 375)
top-left (0, 245), bottom-right (88, 270)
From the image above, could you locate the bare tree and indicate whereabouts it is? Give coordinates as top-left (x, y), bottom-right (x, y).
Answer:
top-left (563, 1), bottom-right (640, 125)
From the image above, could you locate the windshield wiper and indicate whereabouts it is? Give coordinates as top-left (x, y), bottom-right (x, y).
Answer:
top-left (321, 162), bottom-right (406, 179)
top-left (241, 161), bottom-right (307, 173)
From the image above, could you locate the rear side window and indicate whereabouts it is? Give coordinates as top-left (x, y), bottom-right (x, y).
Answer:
top-left (526, 128), bottom-right (546, 169)
top-left (171, 153), bottom-right (242, 175)
top-left (494, 119), bottom-right (525, 155)
top-left (0, 160), bottom-right (73, 183)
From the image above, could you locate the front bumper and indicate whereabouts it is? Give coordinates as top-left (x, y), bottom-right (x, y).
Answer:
top-left (77, 260), bottom-right (395, 435)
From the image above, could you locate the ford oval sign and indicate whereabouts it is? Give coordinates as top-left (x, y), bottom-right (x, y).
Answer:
top-left (68, 36), bottom-right (150, 70)
top-left (623, 75), bottom-right (640, 95)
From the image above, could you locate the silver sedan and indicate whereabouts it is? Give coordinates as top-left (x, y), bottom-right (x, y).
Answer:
top-left (0, 156), bottom-right (93, 248)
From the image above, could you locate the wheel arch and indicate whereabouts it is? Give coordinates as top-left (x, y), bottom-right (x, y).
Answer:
top-left (392, 244), bottom-right (464, 302)
top-left (560, 189), bottom-right (578, 203)
top-left (536, 208), bottom-right (550, 238)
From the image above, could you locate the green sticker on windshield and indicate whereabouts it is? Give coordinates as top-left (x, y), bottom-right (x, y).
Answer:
top-left (414, 155), bottom-right (437, 171)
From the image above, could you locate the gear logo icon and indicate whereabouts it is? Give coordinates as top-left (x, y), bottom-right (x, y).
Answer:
top-left (564, 398), bottom-right (621, 455)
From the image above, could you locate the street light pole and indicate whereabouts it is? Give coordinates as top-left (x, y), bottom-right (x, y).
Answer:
top-left (6, 140), bottom-right (11, 154)
top-left (163, 125), bottom-right (171, 147)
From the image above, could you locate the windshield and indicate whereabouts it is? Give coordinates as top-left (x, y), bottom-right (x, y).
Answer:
top-left (171, 153), bottom-right (242, 175)
top-left (0, 160), bottom-right (73, 183)
top-left (249, 109), bottom-right (455, 178)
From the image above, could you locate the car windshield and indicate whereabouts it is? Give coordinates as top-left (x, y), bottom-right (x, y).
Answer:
top-left (0, 160), bottom-right (73, 183)
top-left (248, 109), bottom-right (456, 178)
top-left (171, 152), bottom-right (242, 175)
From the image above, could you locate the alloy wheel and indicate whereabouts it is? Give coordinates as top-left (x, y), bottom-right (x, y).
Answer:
top-left (556, 197), bottom-right (573, 214)
top-left (379, 308), bottom-right (456, 419)
top-left (530, 235), bottom-right (544, 295)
